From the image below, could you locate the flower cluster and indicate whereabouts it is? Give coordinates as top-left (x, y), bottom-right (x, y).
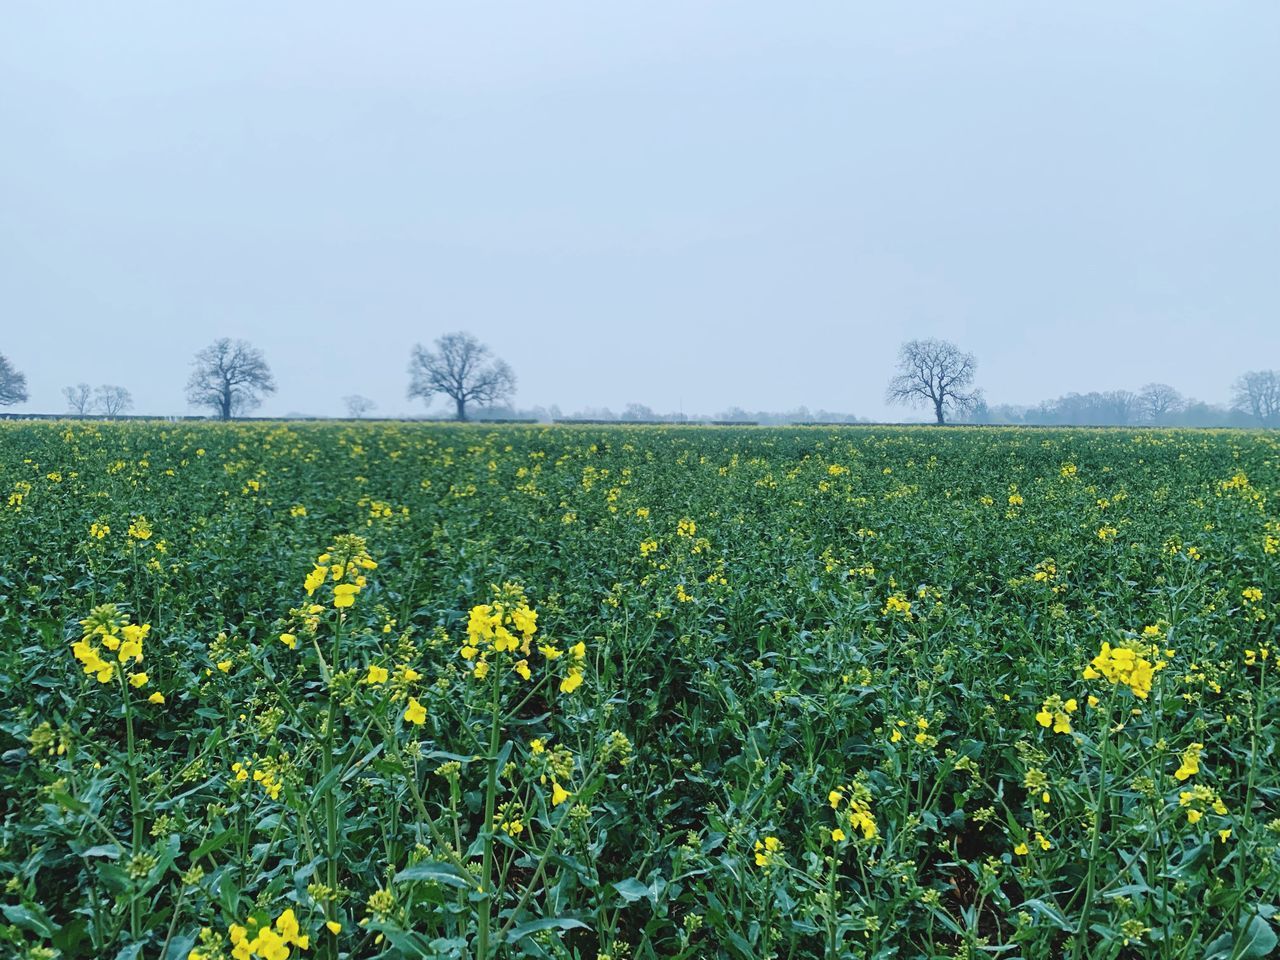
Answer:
top-left (231, 755), bottom-right (289, 801)
top-left (72, 604), bottom-right (162, 702)
top-left (224, 908), bottom-right (310, 960)
top-left (494, 800), bottom-right (525, 837)
top-left (828, 779), bottom-right (878, 841)
top-left (1083, 640), bottom-right (1165, 700)
top-left (530, 738), bottom-right (576, 807)
top-left (753, 835), bottom-right (783, 869)
top-left (1174, 742), bottom-right (1203, 782)
top-left (882, 593), bottom-right (913, 618)
top-left (1178, 784), bottom-right (1227, 825)
top-left (1013, 832), bottom-right (1052, 856)
top-left (458, 584), bottom-right (587, 695)
top-left (1035, 694), bottom-right (1077, 735)
top-left (460, 583), bottom-right (539, 679)
top-left (303, 534), bottom-right (377, 609)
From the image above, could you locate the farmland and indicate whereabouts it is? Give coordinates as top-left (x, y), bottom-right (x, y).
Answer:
top-left (1, 422), bottom-right (1277, 960)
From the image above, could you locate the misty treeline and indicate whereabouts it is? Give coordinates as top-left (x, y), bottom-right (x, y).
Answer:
top-left (462, 403), bottom-right (867, 425)
top-left (959, 383), bottom-right (1272, 428)
top-left (1, 335), bottom-right (1278, 428)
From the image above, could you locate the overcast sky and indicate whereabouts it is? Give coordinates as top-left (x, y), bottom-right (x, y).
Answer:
top-left (2, 2), bottom-right (1277, 418)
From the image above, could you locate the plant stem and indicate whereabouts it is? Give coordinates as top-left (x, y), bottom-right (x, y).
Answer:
top-left (475, 667), bottom-right (503, 960)
top-left (121, 675), bottom-right (143, 940)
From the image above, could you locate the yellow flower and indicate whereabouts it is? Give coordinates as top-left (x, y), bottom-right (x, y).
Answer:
top-left (326, 921), bottom-right (342, 934)
top-left (882, 594), bottom-right (913, 618)
top-left (364, 664), bottom-right (389, 685)
top-left (530, 738), bottom-right (545, 754)
top-left (1174, 743), bottom-right (1203, 781)
top-left (279, 633), bottom-right (297, 649)
top-left (514, 659), bottom-right (532, 681)
top-left (831, 827), bottom-right (847, 842)
top-left (1013, 842), bottom-right (1029, 856)
top-left (1086, 640), bottom-right (1162, 699)
top-left (551, 781), bottom-right (570, 805)
top-left (511, 605), bottom-right (538, 638)
top-left (570, 641), bottom-right (586, 661)
top-left (148, 692), bottom-right (165, 705)
top-left (753, 835), bottom-right (783, 868)
top-left (275, 908), bottom-right (307, 948)
top-left (217, 660), bottom-right (232, 673)
top-left (304, 566), bottom-right (327, 595)
top-left (560, 668), bottom-right (583, 694)
top-left (129, 672), bottom-right (149, 687)
top-left (404, 697), bottom-right (427, 725)
top-left (332, 583), bottom-right (360, 608)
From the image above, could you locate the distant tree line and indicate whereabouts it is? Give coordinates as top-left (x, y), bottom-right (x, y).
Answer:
top-left (0, 335), bottom-right (1277, 428)
top-left (960, 378), bottom-right (1276, 428)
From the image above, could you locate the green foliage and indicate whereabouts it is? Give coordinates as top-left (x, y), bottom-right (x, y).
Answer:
top-left (0, 422), bottom-right (1277, 959)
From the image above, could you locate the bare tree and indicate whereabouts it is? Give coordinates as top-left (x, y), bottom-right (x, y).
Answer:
top-left (1100, 389), bottom-right (1139, 425)
top-left (621, 402), bottom-right (657, 421)
top-left (1138, 383), bottom-right (1183, 424)
top-left (407, 332), bottom-right (516, 421)
top-left (186, 338), bottom-right (277, 420)
top-left (63, 383), bottom-right (93, 416)
top-left (0, 353), bottom-right (28, 407)
top-left (94, 385), bottom-right (133, 418)
top-left (1232, 370), bottom-right (1280, 427)
top-left (885, 338), bottom-right (979, 425)
top-left (344, 394), bottom-right (377, 419)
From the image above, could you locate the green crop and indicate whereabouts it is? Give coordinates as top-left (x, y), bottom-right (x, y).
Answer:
top-left (0, 422), bottom-right (1276, 959)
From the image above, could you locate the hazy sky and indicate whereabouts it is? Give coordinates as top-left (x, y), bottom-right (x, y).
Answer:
top-left (2, 2), bottom-right (1277, 419)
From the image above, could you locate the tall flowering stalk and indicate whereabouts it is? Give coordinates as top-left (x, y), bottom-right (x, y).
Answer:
top-left (301, 534), bottom-right (377, 948)
top-left (72, 603), bottom-right (164, 940)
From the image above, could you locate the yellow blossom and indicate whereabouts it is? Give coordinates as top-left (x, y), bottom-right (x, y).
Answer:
top-left (1174, 742), bottom-right (1203, 781)
top-left (404, 697), bottom-right (427, 725)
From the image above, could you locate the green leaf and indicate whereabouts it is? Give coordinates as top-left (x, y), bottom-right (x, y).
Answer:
top-left (81, 844), bottom-right (122, 860)
top-left (190, 828), bottom-right (237, 861)
top-left (610, 877), bottom-right (654, 904)
top-left (1206, 914), bottom-right (1278, 960)
top-left (393, 861), bottom-right (472, 889)
top-left (1020, 899), bottom-right (1073, 933)
top-left (2, 904), bottom-right (55, 938)
top-left (504, 916), bottom-right (589, 942)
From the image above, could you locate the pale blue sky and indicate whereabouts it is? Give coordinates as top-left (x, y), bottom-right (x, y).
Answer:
top-left (2, 2), bottom-right (1277, 418)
